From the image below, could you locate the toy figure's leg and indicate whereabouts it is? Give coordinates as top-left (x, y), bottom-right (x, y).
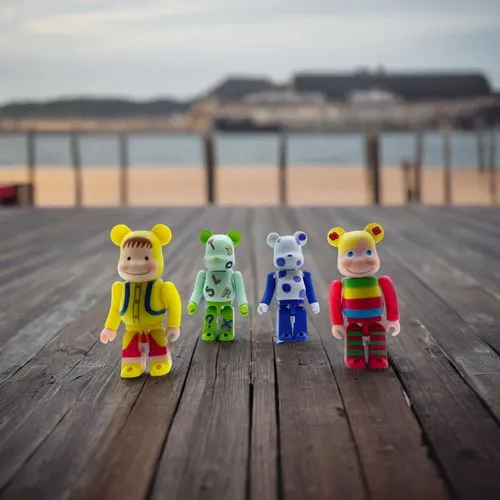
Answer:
top-left (368, 322), bottom-right (388, 369)
top-left (345, 323), bottom-right (366, 369)
top-left (219, 305), bottom-right (235, 342)
top-left (293, 304), bottom-right (308, 342)
top-left (277, 304), bottom-right (293, 343)
top-left (148, 328), bottom-right (172, 376)
top-left (121, 329), bottom-right (146, 378)
top-left (202, 304), bottom-right (218, 341)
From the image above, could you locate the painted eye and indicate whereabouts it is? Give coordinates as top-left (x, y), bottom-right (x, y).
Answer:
top-left (127, 257), bottom-right (131, 261)
top-left (346, 251), bottom-right (355, 259)
top-left (364, 249), bottom-right (374, 257)
top-left (145, 256), bottom-right (149, 260)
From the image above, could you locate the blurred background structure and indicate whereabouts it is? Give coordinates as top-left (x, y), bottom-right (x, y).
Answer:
top-left (0, 0), bottom-right (499, 206)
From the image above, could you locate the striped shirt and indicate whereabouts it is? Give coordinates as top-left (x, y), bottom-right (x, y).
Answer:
top-left (341, 277), bottom-right (383, 319)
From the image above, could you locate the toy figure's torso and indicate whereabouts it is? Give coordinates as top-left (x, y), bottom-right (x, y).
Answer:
top-left (119, 279), bottom-right (166, 326)
top-left (203, 270), bottom-right (235, 302)
top-left (341, 276), bottom-right (383, 320)
top-left (275, 269), bottom-right (305, 301)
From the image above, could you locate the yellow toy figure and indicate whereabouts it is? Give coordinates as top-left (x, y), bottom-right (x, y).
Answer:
top-left (99, 224), bottom-right (182, 378)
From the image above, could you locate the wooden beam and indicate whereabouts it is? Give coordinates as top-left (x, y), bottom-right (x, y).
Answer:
top-left (476, 117), bottom-right (486, 173)
top-left (278, 129), bottom-right (287, 205)
top-left (203, 130), bottom-right (216, 204)
top-left (488, 127), bottom-right (497, 204)
top-left (414, 129), bottom-right (423, 203)
top-left (442, 122), bottom-right (452, 204)
top-left (365, 129), bottom-right (381, 204)
top-left (118, 132), bottom-right (129, 206)
top-left (69, 132), bottom-right (83, 206)
top-left (26, 129), bottom-right (36, 187)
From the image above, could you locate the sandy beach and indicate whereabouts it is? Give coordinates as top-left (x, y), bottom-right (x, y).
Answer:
top-left (0, 165), bottom-right (496, 206)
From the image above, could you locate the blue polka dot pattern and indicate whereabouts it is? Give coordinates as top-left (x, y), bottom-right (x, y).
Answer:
top-left (299, 289), bottom-right (306, 299)
top-left (293, 276), bottom-right (301, 282)
top-left (282, 283), bottom-right (291, 293)
top-left (296, 260), bottom-right (302, 266)
top-left (279, 270), bottom-right (287, 278)
top-left (276, 257), bottom-right (286, 267)
top-left (298, 232), bottom-right (307, 241)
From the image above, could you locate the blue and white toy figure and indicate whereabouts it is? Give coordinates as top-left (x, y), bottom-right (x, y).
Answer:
top-left (257, 231), bottom-right (320, 343)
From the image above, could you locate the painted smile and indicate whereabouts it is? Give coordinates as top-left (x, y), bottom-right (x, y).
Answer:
top-left (347, 268), bottom-right (372, 275)
top-left (126, 271), bottom-right (149, 275)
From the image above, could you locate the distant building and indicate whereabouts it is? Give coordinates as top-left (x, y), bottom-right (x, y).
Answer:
top-left (292, 72), bottom-right (492, 102)
top-left (203, 77), bottom-right (282, 102)
top-left (191, 71), bottom-right (498, 131)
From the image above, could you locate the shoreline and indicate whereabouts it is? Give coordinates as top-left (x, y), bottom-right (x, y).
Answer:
top-left (0, 165), bottom-right (496, 206)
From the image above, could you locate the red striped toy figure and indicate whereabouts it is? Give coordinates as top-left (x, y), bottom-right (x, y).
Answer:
top-left (327, 223), bottom-right (400, 369)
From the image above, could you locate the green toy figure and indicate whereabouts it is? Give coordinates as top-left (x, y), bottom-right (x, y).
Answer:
top-left (187, 230), bottom-right (249, 341)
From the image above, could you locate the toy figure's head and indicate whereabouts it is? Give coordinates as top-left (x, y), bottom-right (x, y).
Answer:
top-left (200, 229), bottom-right (241, 271)
top-left (110, 224), bottom-right (172, 282)
top-left (266, 231), bottom-right (308, 270)
top-left (327, 223), bottom-right (384, 278)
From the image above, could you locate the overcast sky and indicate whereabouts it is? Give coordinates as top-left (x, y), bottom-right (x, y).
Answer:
top-left (0, 0), bottom-right (499, 103)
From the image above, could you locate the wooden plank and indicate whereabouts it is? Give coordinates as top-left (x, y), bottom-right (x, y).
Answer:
top-left (369, 206), bottom-right (500, 353)
top-left (67, 207), bottom-right (223, 500)
top-left (0, 209), bottom-right (183, 372)
top-left (290, 207), bottom-right (449, 500)
top-left (0, 208), bottom-right (203, 499)
top-left (343, 207), bottom-right (500, 420)
top-left (247, 207), bottom-right (279, 500)
top-left (142, 207), bottom-right (251, 500)
top-left (259, 208), bottom-right (367, 500)
top-left (335, 207), bottom-right (500, 498)
top-left (149, 207), bottom-right (252, 500)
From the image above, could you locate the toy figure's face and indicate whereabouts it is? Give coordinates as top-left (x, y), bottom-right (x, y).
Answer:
top-left (118, 237), bottom-right (158, 282)
top-left (267, 231), bottom-right (307, 270)
top-left (338, 238), bottom-right (380, 278)
top-left (204, 235), bottom-right (235, 271)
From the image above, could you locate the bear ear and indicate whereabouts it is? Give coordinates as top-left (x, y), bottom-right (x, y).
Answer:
top-left (110, 224), bottom-right (132, 247)
top-left (266, 232), bottom-right (280, 248)
top-left (199, 229), bottom-right (213, 245)
top-left (364, 222), bottom-right (384, 243)
top-left (327, 227), bottom-right (345, 248)
top-left (294, 231), bottom-right (308, 246)
top-left (227, 229), bottom-right (241, 246)
top-left (151, 224), bottom-right (172, 246)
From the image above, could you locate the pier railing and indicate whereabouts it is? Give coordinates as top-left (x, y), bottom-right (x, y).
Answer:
top-left (0, 125), bottom-right (497, 206)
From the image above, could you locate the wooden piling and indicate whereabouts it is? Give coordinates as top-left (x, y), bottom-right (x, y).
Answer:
top-left (118, 132), bottom-right (129, 205)
top-left (203, 130), bottom-right (216, 204)
top-left (401, 160), bottom-right (413, 203)
top-left (70, 132), bottom-right (83, 206)
top-left (489, 127), bottom-right (497, 204)
top-left (414, 129), bottom-right (423, 203)
top-left (278, 129), bottom-right (287, 205)
top-left (476, 117), bottom-right (486, 173)
top-left (26, 129), bottom-right (36, 189)
top-left (442, 122), bottom-right (452, 204)
top-left (365, 130), bottom-right (381, 204)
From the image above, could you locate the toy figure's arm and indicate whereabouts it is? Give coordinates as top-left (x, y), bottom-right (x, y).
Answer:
top-left (329, 280), bottom-right (344, 325)
top-left (187, 270), bottom-right (206, 314)
top-left (161, 281), bottom-right (182, 328)
top-left (329, 280), bottom-right (344, 339)
top-left (232, 271), bottom-right (249, 315)
top-left (379, 275), bottom-right (400, 336)
top-left (260, 272), bottom-right (276, 305)
top-left (161, 281), bottom-right (182, 342)
top-left (303, 271), bottom-right (320, 314)
top-left (104, 281), bottom-right (124, 331)
top-left (257, 272), bottom-right (276, 314)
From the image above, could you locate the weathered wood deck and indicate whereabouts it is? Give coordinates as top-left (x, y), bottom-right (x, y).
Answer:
top-left (0, 206), bottom-right (500, 500)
